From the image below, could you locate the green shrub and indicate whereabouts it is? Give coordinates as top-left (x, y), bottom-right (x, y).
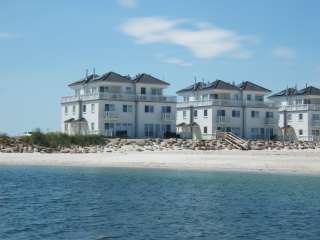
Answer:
top-left (20, 131), bottom-right (105, 148)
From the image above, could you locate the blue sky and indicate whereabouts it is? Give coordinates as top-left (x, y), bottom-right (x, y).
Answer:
top-left (1, 0), bottom-right (320, 135)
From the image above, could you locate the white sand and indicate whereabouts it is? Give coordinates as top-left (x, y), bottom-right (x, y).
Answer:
top-left (1, 150), bottom-right (320, 175)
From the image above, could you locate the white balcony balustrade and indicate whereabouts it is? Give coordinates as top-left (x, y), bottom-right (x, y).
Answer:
top-left (61, 92), bottom-right (176, 103)
top-left (104, 112), bottom-right (119, 121)
top-left (279, 104), bottom-right (320, 112)
top-left (216, 116), bottom-right (230, 124)
top-left (161, 113), bottom-right (175, 121)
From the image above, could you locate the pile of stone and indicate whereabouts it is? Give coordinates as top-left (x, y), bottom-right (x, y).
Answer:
top-left (1, 137), bottom-right (320, 153)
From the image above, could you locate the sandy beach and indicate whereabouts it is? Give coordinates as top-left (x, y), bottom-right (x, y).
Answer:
top-left (1, 150), bottom-right (320, 175)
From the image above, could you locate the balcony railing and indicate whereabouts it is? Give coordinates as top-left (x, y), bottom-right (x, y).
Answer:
top-left (104, 112), bottom-right (119, 121)
top-left (177, 99), bottom-right (277, 108)
top-left (61, 93), bottom-right (176, 103)
top-left (312, 119), bottom-right (320, 126)
top-left (161, 113), bottom-right (175, 121)
top-left (279, 104), bottom-right (320, 112)
top-left (264, 118), bottom-right (277, 125)
top-left (216, 116), bottom-right (230, 124)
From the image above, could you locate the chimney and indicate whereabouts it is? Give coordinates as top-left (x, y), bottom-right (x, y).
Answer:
top-left (86, 69), bottom-right (88, 80)
top-left (93, 68), bottom-right (96, 80)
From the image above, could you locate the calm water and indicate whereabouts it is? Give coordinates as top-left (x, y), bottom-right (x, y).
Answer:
top-left (0, 166), bottom-right (320, 240)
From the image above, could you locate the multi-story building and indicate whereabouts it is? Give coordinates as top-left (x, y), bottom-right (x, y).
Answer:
top-left (176, 80), bottom-right (279, 140)
top-left (269, 86), bottom-right (320, 141)
top-left (61, 71), bottom-right (176, 138)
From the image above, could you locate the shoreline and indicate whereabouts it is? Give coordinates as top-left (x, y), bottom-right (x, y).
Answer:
top-left (1, 150), bottom-right (320, 175)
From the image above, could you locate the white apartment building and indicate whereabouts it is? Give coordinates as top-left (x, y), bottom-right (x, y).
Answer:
top-left (269, 86), bottom-right (320, 141)
top-left (176, 80), bottom-right (279, 140)
top-left (61, 72), bottom-right (176, 138)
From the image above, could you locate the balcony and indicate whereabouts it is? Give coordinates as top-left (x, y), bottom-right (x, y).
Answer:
top-left (312, 119), bottom-right (320, 126)
top-left (279, 104), bottom-right (320, 112)
top-left (136, 94), bottom-right (176, 103)
top-left (216, 116), bottom-right (230, 124)
top-left (104, 112), bottom-right (119, 121)
top-left (177, 99), bottom-right (277, 109)
top-left (61, 92), bottom-right (176, 103)
top-left (177, 99), bottom-right (242, 108)
top-left (161, 113), bottom-right (175, 121)
top-left (264, 118), bottom-right (277, 125)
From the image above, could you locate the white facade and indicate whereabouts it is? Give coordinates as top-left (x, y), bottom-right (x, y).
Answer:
top-left (61, 72), bottom-right (176, 138)
top-left (269, 87), bottom-right (320, 141)
top-left (176, 80), bottom-right (280, 140)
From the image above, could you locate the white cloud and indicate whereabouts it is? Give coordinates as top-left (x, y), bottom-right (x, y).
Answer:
top-left (272, 47), bottom-right (296, 60)
top-left (231, 50), bottom-right (254, 60)
top-left (120, 17), bottom-right (252, 59)
top-left (117, 0), bottom-right (138, 8)
top-left (165, 57), bottom-right (193, 67)
top-left (0, 32), bottom-right (16, 39)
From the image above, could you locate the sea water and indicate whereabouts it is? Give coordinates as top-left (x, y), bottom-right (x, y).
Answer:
top-left (0, 166), bottom-right (320, 239)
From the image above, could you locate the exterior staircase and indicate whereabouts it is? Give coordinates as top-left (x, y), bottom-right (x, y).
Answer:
top-left (223, 132), bottom-right (249, 150)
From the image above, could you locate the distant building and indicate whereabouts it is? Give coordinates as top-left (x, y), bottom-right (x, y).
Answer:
top-left (176, 80), bottom-right (279, 140)
top-left (61, 72), bottom-right (176, 138)
top-left (269, 86), bottom-right (320, 141)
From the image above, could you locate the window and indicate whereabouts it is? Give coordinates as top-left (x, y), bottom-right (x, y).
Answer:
top-left (260, 128), bottom-right (265, 137)
top-left (204, 126), bottom-right (208, 134)
top-left (161, 106), bottom-right (171, 113)
top-left (204, 109), bottom-right (208, 118)
top-left (122, 105), bottom-right (133, 113)
top-left (91, 122), bottom-right (95, 131)
top-left (202, 94), bottom-right (209, 101)
top-left (91, 104), bottom-right (95, 113)
top-left (312, 114), bottom-right (320, 120)
top-left (194, 110), bottom-right (198, 118)
top-left (211, 94), bottom-right (219, 99)
top-left (72, 105), bottom-right (76, 115)
top-left (299, 129), bottom-right (303, 135)
top-left (251, 128), bottom-right (259, 138)
top-left (144, 124), bottom-right (154, 137)
top-left (312, 129), bottom-right (320, 136)
top-left (247, 94), bottom-right (252, 101)
top-left (183, 111), bottom-right (187, 119)
top-left (251, 111), bottom-right (260, 118)
top-left (217, 109), bottom-right (226, 116)
top-left (265, 112), bottom-right (274, 118)
top-left (64, 106), bottom-right (68, 115)
top-left (82, 105), bottom-right (86, 114)
top-left (64, 123), bottom-right (68, 132)
top-left (141, 87), bottom-right (146, 95)
top-left (232, 110), bottom-right (240, 118)
top-left (296, 99), bottom-right (303, 105)
top-left (183, 96), bottom-right (189, 102)
top-left (151, 88), bottom-right (162, 95)
top-left (125, 86), bottom-right (132, 93)
top-left (299, 113), bottom-right (303, 120)
top-left (99, 86), bottom-right (109, 93)
top-left (145, 105), bottom-right (154, 113)
top-left (105, 104), bottom-right (115, 112)
top-left (255, 95), bottom-right (263, 102)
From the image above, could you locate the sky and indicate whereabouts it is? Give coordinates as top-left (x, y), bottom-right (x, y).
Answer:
top-left (1, 0), bottom-right (320, 135)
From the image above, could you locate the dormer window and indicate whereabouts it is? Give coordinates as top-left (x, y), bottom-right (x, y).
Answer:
top-left (141, 87), bottom-right (146, 95)
top-left (247, 94), bottom-right (252, 101)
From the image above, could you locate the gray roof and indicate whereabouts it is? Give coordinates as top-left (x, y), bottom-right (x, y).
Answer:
top-left (238, 81), bottom-right (271, 93)
top-left (134, 73), bottom-right (170, 85)
top-left (68, 74), bottom-right (100, 87)
top-left (269, 86), bottom-right (320, 98)
top-left (69, 72), bottom-right (131, 87)
top-left (296, 86), bottom-right (320, 96)
top-left (269, 88), bottom-right (298, 98)
top-left (177, 79), bottom-right (239, 94)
